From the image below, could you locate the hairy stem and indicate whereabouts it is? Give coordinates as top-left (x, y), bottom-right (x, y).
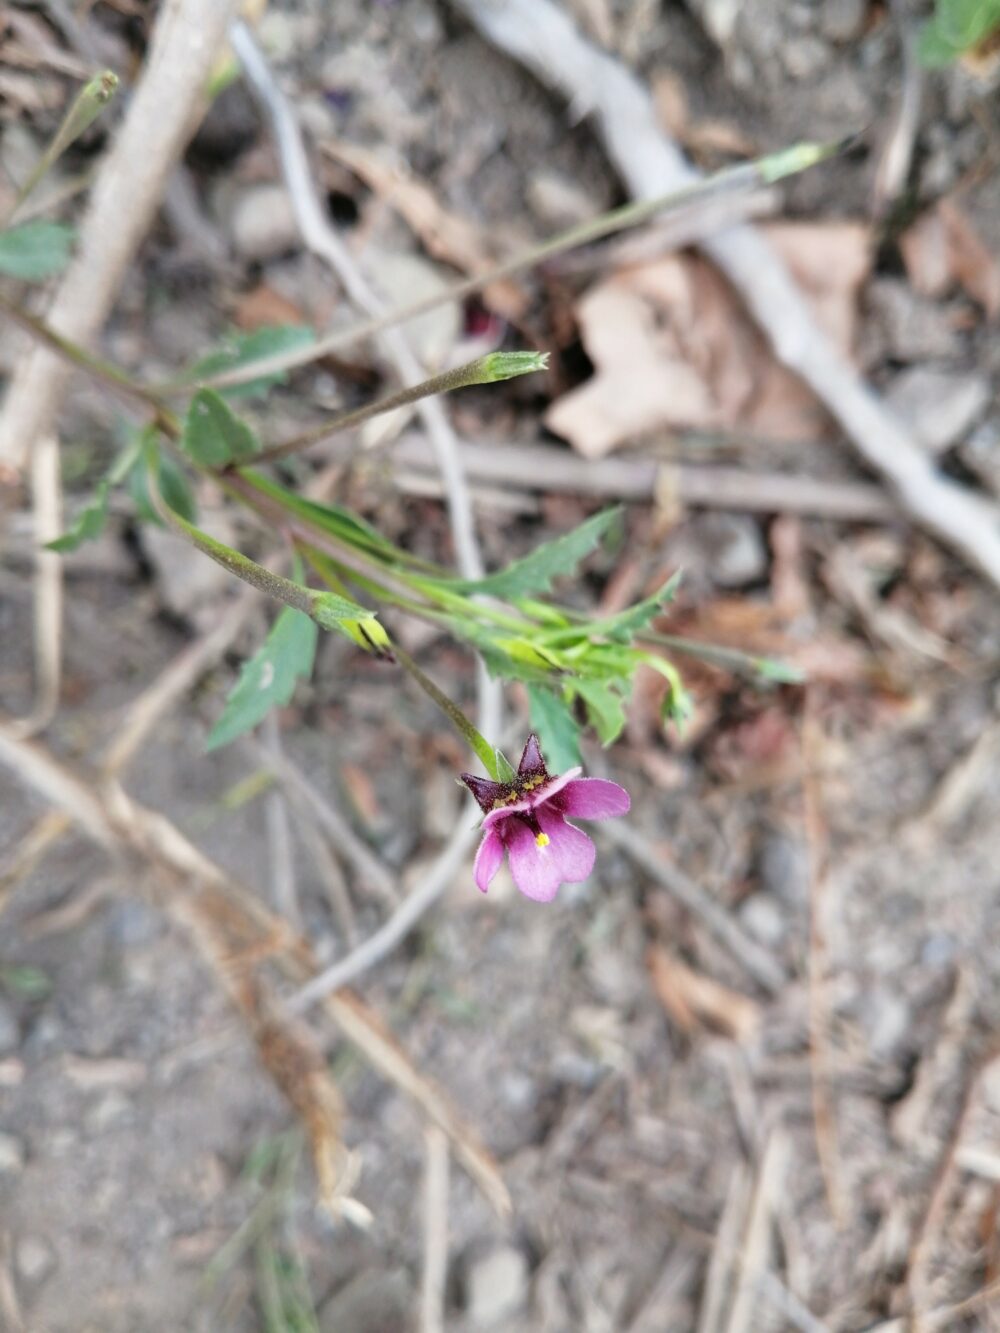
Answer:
top-left (253, 351), bottom-right (547, 466)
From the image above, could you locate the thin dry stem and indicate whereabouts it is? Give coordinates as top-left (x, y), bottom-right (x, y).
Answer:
top-left (802, 692), bottom-right (847, 1230)
top-left (452, 0), bottom-right (1000, 590)
top-left (0, 718), bottom-right (510, 1216)
top-left (0, 0), bottom-right (241, 476)
top-left (420, 1126), bottom-right (450, 1333)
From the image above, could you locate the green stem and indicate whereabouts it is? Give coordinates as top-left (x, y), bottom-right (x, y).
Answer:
top-left (166, 137), bottom-right (853, 395)
top-left (641, 630), bottom-right (804, 682)
top-left (252, 351), bottom-right (547, 465)
top-left (0, 290), bottom-right (172, 427)
top-left (393, 644), bottom-right (500, 779)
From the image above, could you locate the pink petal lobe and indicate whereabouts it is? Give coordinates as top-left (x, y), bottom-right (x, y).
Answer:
top-left (555, 777), bottom-right (631, 821)
top-left (537, 807), bottom-right (596, 882)
top-left (474, 828), bottom-right (504, 894)
top-left (504, 817), bottom-right (563, 902)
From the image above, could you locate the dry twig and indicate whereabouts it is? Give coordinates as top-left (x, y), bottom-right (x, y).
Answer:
top-left (391, 436), bottom-right (896, 521)
top-left (599, 820), bottom-right (786, 995)
top-left (420, 1126), bottom-right (450, 1333)
top-left (229, 20), bottom-right (507, 1013)
top-left (802, 694), bottom-right (847, 1229)
top-left (451, 0), bottom-right (1000, 590)
top-left (0, 718), bottom-right (511, 1217)
top-left (0, 0), bottom-right (241, 478)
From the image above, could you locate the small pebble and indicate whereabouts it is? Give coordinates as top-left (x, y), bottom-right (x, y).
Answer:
top-left (16, 1235), bottom-right (55, 1285)
top-left (0, 1133), bottom-right (26, 1174)
top-left (466, 1245), bottom-right (529, 1326)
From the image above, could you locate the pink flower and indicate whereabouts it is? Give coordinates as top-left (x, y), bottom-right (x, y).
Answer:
top-left (461, 734), bottom-right (630, 903)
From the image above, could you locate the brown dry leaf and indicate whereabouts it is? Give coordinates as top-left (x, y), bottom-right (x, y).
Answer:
top-left (233, 283), bottom-right (312, 331)
top-left (323, 140), bottom-right (526, 319)
top-left (546, 222), bottom-right (871, 457)
top-left (901, 199), bottom-right (1000, 318)
top-left (653, 69), bottom-right (757, 159)
top-left (646, 945), bottom-right (760, 1040)
top-left (938, 198), bottom-right (1000, 318)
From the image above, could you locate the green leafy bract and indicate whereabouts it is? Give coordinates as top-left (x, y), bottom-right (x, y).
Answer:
top-left (572, 679), bottom-right (627, 746)
top-left (431, 507), bottom-right (622, 599)
top-left (47, 481), bottom-right (111, 552)
top-left (190, 325), bottom-right (316, 399)
top-left (183, 389), bottom-right (259, 467)
top-left (0, 221), bottom-right (73, 281)
top-left (919, 0), bottom-right (1000, 63)
top-left (206, 606), bottom-right (318, 750)
top-left (527, 685), bottom-right (582, 772)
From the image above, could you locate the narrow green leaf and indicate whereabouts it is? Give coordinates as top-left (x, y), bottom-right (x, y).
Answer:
top-left (206, 606), bottom-right (318, 750)
top-left (183, 389), bottom-right (259, 467)
top-left (494, 749), bottom-right (517, 783)
top-left (527, 685), bottom-right (582, 772)
top-left (47, 480), bottom-right (111, 552)
top-left (240, 471), bottom-right (404, 564)
top-left (429, 507), bottom-right (622, 599)
top-left (0, 221), bottom-right (73, 281)
top-left (191, 325), bottom-right (316, 399)
top-left (754, 656), bottom-right (806, 684)
top-left (573, 679), bottom-right (627, 746)
top-left (310, 590), bottom-right (377, 626)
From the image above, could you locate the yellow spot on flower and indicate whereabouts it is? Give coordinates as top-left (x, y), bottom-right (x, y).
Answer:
top-left (535, 832), bottom-right (550, 848)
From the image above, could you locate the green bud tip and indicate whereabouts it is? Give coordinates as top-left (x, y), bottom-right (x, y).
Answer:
top-left (91, 72), bottom-right (119, 103)
top-left (758, 133), bottom-right (862, 184)
top-left (479, 351), bottom-right (550, 383)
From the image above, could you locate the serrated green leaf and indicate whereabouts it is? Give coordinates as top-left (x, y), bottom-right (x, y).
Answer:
top-left (191, 325), bottom-right (316, 400)
top-left (572, 679), bottom-right (626, 746)
top-left (129, 449), bottom-right (197, 526)
top-left (0, 221), bottom-right (73, 280)
top-left (47, 480), bottom-right (111, 552)
top-left (540, 571), bottom-right (682, 647)
top-left (206, 606), bottom-right (318, 750)
top-left (527, 685), bottom-right (582, 772)
top-left (431, 507), bottom-right (622, 598)
top-left (183, 389), bottom-right (259, 467)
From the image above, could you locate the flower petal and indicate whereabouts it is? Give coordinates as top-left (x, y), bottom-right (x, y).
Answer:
top-left (537, 806), bottom-right (596, 882)
top-left (481, 767), bottom-right (583, 829)
top-left (554, 777), bottom-right (631, 821)
top-left (473, 827), bottom-right (505, 894)
top-left (518, 732), bottom-right (546, 778)
top-left (504, 817), bottom-right (564, 902)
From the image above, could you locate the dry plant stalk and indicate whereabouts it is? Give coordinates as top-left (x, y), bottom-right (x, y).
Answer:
top-left (451, 0), bottom-right (1000, 590)
top-left (0, 720), bottom-right (511, 1217)
top-left (0, 0), bottom-right (241, 479)
top-left (801, 692), bottom-right (847, 1230)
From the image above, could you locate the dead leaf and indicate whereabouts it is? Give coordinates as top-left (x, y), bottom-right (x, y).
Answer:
top-left (546, 222), bottom-right (872, 457)
top-left (323, 140), bottom-right (526, 319)
top-left (646, 945), bottom-right (760, 1040)
top-left (901, 198), bottom-right (1000, 318)
top-left (938, 198), bottom-right (1000, 319)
